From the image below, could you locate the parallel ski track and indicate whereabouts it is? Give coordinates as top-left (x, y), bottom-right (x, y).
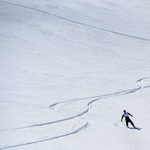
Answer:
top-left (0, 122), bottom-right (90, 150)
top-left (0, 1), bottom-right (150, 149)
top-left (0, 0), bottom-right (150, 42)
top-left (0, 77), bottom-right (149, 149)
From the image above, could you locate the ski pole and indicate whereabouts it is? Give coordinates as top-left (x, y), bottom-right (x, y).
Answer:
top-left (114, 120), bottom-right (121, 126)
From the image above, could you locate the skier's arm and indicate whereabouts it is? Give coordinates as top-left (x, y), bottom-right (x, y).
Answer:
top-left (121, 115), bottom-right (124, 121)
top-left (128, 112), bottom-right (133, 117)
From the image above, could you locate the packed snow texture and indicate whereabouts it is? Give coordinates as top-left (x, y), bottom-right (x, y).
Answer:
top-left (0, 0), bottom-right (150, 149)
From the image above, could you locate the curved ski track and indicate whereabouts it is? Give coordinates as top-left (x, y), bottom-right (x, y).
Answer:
top-left (0, 0), bottom-right (150, 42)
top-left (0, 77), bottom-right (150, 149)
top-left (0, 1), bottom-right (150, 149)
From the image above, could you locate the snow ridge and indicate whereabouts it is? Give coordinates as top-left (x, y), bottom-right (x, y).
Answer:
top-left (1, 0), bottom-right (150, 42)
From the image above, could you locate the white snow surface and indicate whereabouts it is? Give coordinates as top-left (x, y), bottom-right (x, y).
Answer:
top-left (0, 0), bottom-right (150, 149)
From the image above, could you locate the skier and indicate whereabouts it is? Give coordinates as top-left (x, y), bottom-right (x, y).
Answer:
top-left (121, 110), bottom-right (135, 128)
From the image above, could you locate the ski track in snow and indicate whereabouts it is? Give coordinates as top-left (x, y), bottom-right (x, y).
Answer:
top-left (0, 0), bottom-right (150, 42)
top-left (0, 1), bottom-right (150, 149)
top-left (0, 77), bottom-right (150, 149)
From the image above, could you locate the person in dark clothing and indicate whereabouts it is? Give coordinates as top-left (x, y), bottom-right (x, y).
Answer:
top-left (121, 110), bottom-right (135, 128)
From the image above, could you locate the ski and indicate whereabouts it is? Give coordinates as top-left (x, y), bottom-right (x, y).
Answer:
top-left (128, 127), bottom-right (141, 130)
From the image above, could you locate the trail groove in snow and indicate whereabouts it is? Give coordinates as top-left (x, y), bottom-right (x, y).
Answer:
top-left (1, 0), bottom-right (150, 42)
top-left (0, 123), bottom-right (90, 150)
top-left (0, 78), bottom-right (149, 149)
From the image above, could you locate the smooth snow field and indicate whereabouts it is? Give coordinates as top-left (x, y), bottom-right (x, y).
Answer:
top-left (0, 0), bottom-right (150, 149)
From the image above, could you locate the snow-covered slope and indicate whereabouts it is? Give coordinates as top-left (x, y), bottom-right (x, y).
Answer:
top-left (0, 0), bottom-right (150, 149)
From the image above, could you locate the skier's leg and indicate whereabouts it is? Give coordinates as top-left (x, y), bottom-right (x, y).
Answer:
top-left (126, 120), bottom-right (129, 127)
top-left (129, 119), bottom-right (135, 127)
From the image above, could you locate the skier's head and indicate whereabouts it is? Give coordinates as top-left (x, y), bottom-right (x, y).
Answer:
top-left (123, 110), bottom-right (126, 113)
